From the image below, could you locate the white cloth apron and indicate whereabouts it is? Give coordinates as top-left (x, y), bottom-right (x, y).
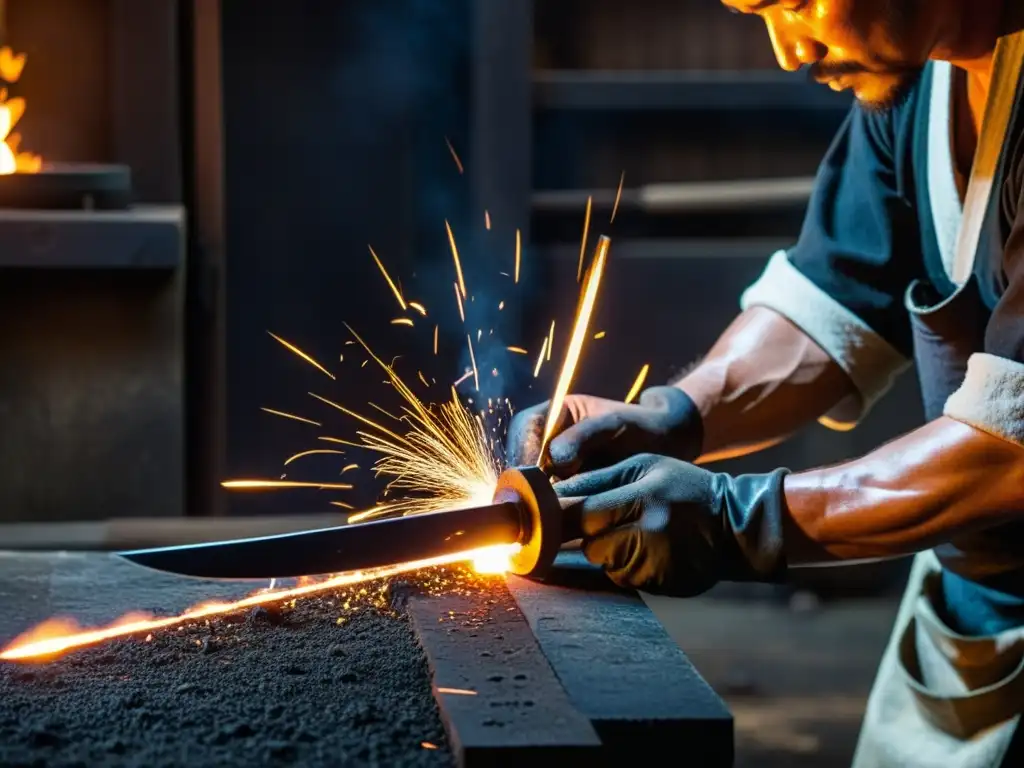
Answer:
top-left (851, 51), bottom-right (1024, 768)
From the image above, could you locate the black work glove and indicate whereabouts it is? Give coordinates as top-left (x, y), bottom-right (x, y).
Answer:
top-left (554, 454), bottom-right (789, 597)
top-left (505, 386), bottom-right (704, 475)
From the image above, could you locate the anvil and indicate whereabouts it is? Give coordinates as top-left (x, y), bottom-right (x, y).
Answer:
top-left (119, 467), bottom-right (580, 581)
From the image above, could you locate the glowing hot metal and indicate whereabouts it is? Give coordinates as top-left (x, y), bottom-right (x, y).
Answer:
top-left (119, 467), bottom-right (576, 582)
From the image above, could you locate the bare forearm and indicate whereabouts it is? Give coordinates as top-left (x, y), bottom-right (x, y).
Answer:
top-left (676, 307), bottom-right (856, 462)
top-left (783, 417), bottom-right (1024, 564)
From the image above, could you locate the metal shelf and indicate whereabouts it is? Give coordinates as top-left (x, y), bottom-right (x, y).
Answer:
top-left (0, 205), bottom-right (184, 269)
top-left (534, 69), bottom-right (853, 112)
top-left (533, 177), bottom-right (815, 215)
top-left (536, 237), bottom-right (792, 262)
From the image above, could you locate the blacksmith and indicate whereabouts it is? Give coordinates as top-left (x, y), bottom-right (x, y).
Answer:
top-left (507, 1), bottom-right (1024, 765)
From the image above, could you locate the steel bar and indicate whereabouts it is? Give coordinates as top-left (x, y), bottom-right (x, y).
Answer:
top-left (406, 587), bottom-right (601, 767)
top-left (120, 503), bottom-right (522, 580)
top-left (532, 177), bottom-right (816, 215)
top-left (507, 552), bottom-right (734, 766)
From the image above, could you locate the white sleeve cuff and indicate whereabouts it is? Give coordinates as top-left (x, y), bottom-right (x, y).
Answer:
top-left (944, 354), bottom-right (1024, 448)
top-left (740, 250), bottom-right (911, 430)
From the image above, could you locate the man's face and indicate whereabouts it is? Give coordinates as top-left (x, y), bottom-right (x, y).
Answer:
top-left (722, 0), bottom-right (937, 110)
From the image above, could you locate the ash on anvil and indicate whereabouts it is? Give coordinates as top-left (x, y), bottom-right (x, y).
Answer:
top-left (0, 169), bottom-right (624, 661)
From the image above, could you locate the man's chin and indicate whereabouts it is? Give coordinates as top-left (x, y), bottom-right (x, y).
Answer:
top-left (847, 71), bottom-right (920, 113)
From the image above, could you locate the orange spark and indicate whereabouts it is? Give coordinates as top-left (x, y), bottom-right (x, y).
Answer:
top-left (539, 236), bottom-right (611, 460)
top-left (594, 331), bottom-right (606, 340)
top-left (309, 392), bottom-right (412, 446)
top-left (445, 220), bottom-right (467, 299)
top-left (0, 544), bottom-right (519, 662)
top-left (418, 370), bottom-right (430, 387)
top-left (408, 301), bottom-right (427, 316)
top-left (498, 301), bottom-right (505, 311)
top-left (547, 320), bottom-right (555, 362)
top-left (533, 337), bottom-right (549, 378)
top-left (515, 228), bottom-right (521, 283)
top-left (268, 332), bottom-right (336, 380)
top-left (433, 325), bottom-right (439, 355)
top-left (611, 171), bottom-right (625, 223)
top-left (283, 449), bottom-right (345, 466)
top-left (369, 245), bottom-right (407, 311)
top-left (369, 402), bottom-right (403, 422)
top-left (485, 210), bottom-right (491, 230)
top-left (391, 318), bottom-right (414, 327)
top-left (422, 742), bottom-right (439, 750)
top-left (260, 407), bottom-right (321, 427)
top-left (319, 436), bottom-right (364, 448)
top-left (507, 346), bottom-right (528, 355)
top-left (453, 370), bottom-right (473, 388)
top-left (454, 282), bottom-right (465, 323)
top-left (221, 480), bottom-right (353, 491)
top-left (624, 363), bottom-right (650, 404)
top-left (444, 136), bottom-right (464, 174)
top-left (466, 335), bottom-right (479, 392)
top-left (330, 501), bottom-right (355, 510)
top-left (341, 464), bottom-right (360, 474)
top-left (437, 687), bottom-right (478, 696)
top-left (577, 196), bottom-right (592, 282)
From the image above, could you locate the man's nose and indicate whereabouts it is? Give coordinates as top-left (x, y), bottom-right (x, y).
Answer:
top-left (765, 18), bottom-right (826, 72)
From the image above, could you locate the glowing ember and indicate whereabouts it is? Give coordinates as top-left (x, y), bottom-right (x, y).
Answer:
top-left (370, 245), bottom-right (408, 311)
top-left (466, 334), bottom-right (480, 391)
top-left (283, 448), bottom-right (345, 466)
top-left (267, 331), bottom-right (335, 380)
top-left (261, 407), bottom-right (321, 427)
top-left (454, 282), bottom-right (465, 322)
top-left (444, 136), bottom-right (464, 174)
top-left (515, 229), bottom-right (522, 283)
top-left (222, 479), bottom-right (353, 491)
top-left (445, 220), bottom-right (467, 299)
top-left (533, 337), bottom-right (548, 378)
top-left (0, 46), bottom-right (41, 175)
top-left (539, 236), bottom-right (611, 462)
top-left (577, 196), bottom-right (593, 282)
top-left (0, 544), bottom-right (518, 662)
top-left (624, 363), bottom-right (651, 404)
top-left (611, 171), bottom-right (625, 223)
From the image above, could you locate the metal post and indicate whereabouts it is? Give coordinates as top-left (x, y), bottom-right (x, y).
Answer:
top-left (183, 0), bottom-right (227, 516)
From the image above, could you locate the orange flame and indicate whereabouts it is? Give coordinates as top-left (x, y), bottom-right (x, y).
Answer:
top-left (0, 544), bottom-right (519, 662)
top-left (0, 47), bottom-right (41, 175)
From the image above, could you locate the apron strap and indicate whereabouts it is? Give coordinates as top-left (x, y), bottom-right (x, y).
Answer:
top-left (950, 31), bottom-right (1024, 285)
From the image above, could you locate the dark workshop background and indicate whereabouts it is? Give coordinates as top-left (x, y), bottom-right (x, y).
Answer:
top-left (0, 3), bottom-right (920, 764)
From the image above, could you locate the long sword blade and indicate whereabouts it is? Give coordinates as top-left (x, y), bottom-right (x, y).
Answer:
top-left (118, 502), bottom-right (523, 580)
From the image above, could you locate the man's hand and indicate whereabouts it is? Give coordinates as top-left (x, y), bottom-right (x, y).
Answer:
top-left (504, 386), bottom-right (704, 475)
top-left (553, 454), bottom-right (789, 596)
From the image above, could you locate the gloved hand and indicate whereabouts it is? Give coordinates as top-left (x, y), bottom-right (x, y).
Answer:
top-left (554, 454), bottom-right (789, 596)
top-left (505, 386), bottom-right (704, 476)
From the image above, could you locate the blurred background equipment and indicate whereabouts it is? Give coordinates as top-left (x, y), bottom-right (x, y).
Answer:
top-left (0, 4), bottom-right (914, 765)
